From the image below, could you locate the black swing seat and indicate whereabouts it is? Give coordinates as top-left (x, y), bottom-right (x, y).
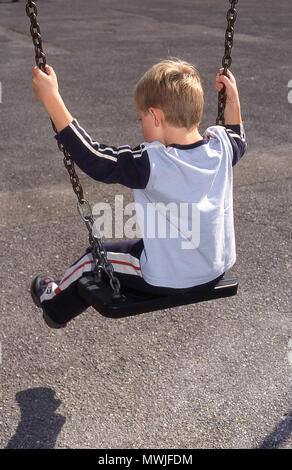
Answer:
top-left (77, 271), bottom-right (238, 318)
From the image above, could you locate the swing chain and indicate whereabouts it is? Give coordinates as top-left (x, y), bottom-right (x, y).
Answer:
top-left (78, 200), bottom-right (121, 298)
top-left (26, 0), bottom-right (121, 299)
top-left (92, 236), bottom-right (121, 299)
top-left (26, 0), bottom-right (85, 204)
top-left (25, 0), bottom-right (46, 72)
top-left (216, 0), bottom-right (239, 126)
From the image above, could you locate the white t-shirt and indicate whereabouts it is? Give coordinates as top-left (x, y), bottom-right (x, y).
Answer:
top-left (134, 126), bottom-right (239, 287)
top-left (56, 121), bottom-right (247, 288)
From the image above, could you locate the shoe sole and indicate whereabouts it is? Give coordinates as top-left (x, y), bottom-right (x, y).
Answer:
top-left (30, 277), bottom-right (67, 329)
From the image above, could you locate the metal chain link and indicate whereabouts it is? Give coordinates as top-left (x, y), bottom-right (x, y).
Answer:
top-left (77, 201), bottom-right (121, 298)
top-left (216, 0), bottom-right (239, 126)
top-left (26, 0), bottom-right (85, 203)
top-left (26, 0), bottom-right (121, 298)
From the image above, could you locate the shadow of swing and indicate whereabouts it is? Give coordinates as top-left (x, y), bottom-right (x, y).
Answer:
top-left (5, 387), bottom-right (66, 449)
top-left (6, 388), bottom-right (291, 449)
top-left (257, 412), bottom-right (292, 449)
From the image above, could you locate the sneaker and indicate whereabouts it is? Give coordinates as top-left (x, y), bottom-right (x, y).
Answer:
top-left (30, 275), bottom-right (66, 329)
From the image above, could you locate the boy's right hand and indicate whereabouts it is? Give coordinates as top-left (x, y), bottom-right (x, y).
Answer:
top-left (215, 68), bottom-right (242, 125)
top-left (215, 68), bottom-right (240, 105)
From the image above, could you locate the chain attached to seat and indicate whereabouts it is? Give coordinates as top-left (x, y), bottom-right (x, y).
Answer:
top-left (26, 0), bottom-right (121, 298)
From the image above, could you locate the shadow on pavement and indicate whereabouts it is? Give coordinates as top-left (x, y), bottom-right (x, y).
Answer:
top-left (5, 387), bottom-right (66, 449)
top-left (257, 412), bottom-right (292, 449)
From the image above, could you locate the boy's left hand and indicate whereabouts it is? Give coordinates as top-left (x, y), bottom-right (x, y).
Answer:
top-left (32, 64), bottom-right (59, 104)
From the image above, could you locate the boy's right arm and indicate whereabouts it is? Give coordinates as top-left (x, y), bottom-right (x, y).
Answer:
top-left (215, 68), bottom-right (247, 165)
top-left (215, 68), bottom-right (242, 125)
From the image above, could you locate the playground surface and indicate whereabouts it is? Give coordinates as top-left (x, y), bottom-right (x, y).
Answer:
top-left (0, 0), bottom-right (291, 449)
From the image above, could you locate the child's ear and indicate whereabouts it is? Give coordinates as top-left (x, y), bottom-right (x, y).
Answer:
top-left (149, 108), bottom-right (160, 127)
top-left (149, 108), bottom-right (156, 122)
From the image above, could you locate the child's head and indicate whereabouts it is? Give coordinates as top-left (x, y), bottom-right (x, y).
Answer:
top-left (134, 59), bottom-right (204, 134)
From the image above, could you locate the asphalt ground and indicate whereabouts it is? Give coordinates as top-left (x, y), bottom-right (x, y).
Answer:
top-left (0, 0), bottom-right (291, 450)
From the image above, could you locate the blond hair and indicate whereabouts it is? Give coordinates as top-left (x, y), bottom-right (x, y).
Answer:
top-left (134, 59), bottom-right (204, 129)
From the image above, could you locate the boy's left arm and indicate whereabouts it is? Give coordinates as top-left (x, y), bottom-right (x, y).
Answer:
top-left (32, 65), bottom-right (74, 132)
top-left (31, 65), bottom-right (151, 189)
top-left (55, 119), bottom-right (151, 189)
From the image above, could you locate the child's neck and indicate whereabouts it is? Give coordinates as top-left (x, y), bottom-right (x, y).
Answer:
top-left (162, 124), bottom-right (203, 147)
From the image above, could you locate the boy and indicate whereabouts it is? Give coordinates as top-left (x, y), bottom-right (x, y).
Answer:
top-left (30, 59), bottom-right (247, 328)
